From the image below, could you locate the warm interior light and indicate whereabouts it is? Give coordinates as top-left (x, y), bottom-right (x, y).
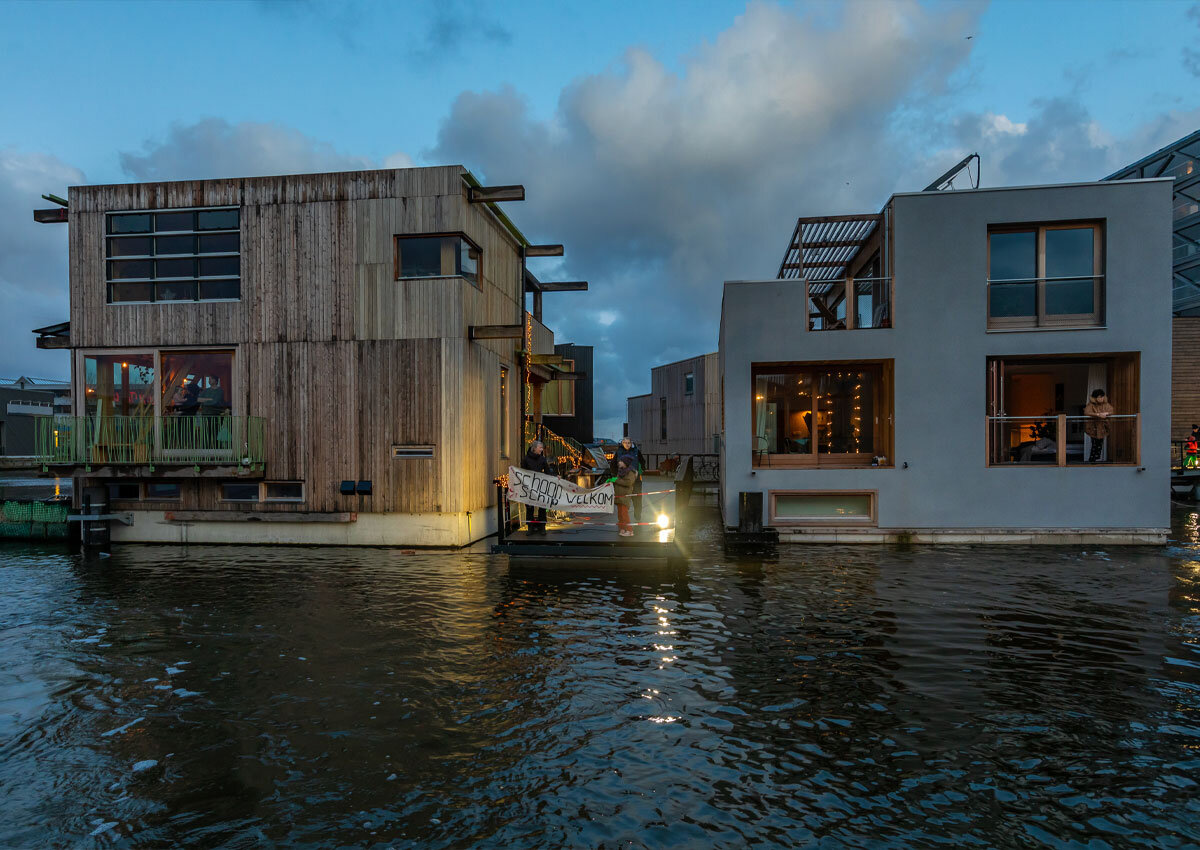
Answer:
top-left (656, 514), bottom-right (670, 529)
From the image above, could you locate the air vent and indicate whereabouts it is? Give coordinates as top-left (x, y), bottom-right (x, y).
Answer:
top-left (392, 445), bottom-right (435, 459)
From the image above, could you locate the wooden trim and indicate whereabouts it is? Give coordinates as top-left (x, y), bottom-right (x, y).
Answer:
top-left (467, 185), bottom-right (525, 203)
top-left (36, 337), bottom-right (71, 349)
top-left (535, 281), bottom-right (588, 292)
top-left (768, 489), bottom-right (878, 526)
top-left (34, 208), bottom-right (69, 223)
top-left (469, 324), bottom-right (524, 340)
top-left (524, 244), bottom-right (563, 257)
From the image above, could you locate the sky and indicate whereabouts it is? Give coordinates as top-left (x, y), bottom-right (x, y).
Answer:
top-left (2, 0), bottom-right (1199, 439)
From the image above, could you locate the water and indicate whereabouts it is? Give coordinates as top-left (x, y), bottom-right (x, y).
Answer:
top-left (1, 509), bottom-right (1199, 848)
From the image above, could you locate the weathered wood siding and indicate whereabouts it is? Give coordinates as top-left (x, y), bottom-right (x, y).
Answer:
top-left (70, 166), bottom-right (525, 519)
top-left (1173, 317), bottom-right (1200, 440)
top-left (627, 353), bottom-right (721, 455)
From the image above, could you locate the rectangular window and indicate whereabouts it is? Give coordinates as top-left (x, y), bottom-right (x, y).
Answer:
top-left (986, 354), bottom-right (1139, 466)
top-left (221, 482), bottom-right (259, 502)
top-left (395, 234), bottom-right (481, 286)
top-left (105, 208), bottom-right (240, 304)
top-left (987, 222), bottom-right (1103, 329)
top-left (264, 482), bottom-right (303, 501)
top-left (769, 491), bottom-right (876, 526)
top-left (499, 366), bottom-right (509, 458)
top-left (685, 372), bottom-right (695, 395)
top-left (106, 482), bottom-right (141, 501)
top-left (752, 361), bottom-right (893, 468)
top-left (392, 445), bottom-right (435, 458)
top-left (145, 482), bottom-right (181, 500)
top-left (660, 397), bottom-right (667, 440)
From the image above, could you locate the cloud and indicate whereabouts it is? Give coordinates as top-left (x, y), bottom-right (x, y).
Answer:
top-left (119, 118), bottom-right (380, 182)
top-left (1185, 4), bottom-right (1200, 77)
top-left (0, 150), bottom-right (83, 379)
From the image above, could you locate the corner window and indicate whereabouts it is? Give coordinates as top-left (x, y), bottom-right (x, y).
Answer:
top-left (684, 372), bottom-right (694, 395)
top-left (395, 234), bottom-right (480, 286)
top-left (988, 222), bottom-right (1103, 329)
top-left (105, 208), bottom-right (240, 304)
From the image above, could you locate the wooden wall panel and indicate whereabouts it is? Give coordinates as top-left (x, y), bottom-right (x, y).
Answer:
top-left (627, 353), bottom-right (721, 455)
top-left (1173, 317), bottom-right (1200, 439)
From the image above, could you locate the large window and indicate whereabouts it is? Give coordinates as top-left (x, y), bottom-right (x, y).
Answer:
top-left (106, 208), bottom-right (240, 303)
top-left (988, 222), bottom-right (1103, 329)
top-left (752, 361), bottom-right (893, 467)
top-left (395, 234), bottom-right (480, 286)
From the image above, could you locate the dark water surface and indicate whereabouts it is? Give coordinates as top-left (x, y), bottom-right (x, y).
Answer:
top-left (2, 509), bottom-right (1199, 849)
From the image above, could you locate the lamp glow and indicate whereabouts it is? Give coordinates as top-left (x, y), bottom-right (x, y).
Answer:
top-left (656, 514), bottom-right (670, 529)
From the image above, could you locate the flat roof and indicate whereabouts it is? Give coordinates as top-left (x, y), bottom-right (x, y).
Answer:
top-left (890, 176), bottom-right (1173, 200)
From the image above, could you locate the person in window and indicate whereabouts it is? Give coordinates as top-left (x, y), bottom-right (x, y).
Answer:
top-left (521, 440), bottom-right (551, 533)
top-left (177, 380), bottom-right (201, 416)
top-left (616, 436), bottom-right (645, 522)
top-left (198, 376), bottom-right (228, 417)
top-left (1084, 388), bottom-right (1114, 462)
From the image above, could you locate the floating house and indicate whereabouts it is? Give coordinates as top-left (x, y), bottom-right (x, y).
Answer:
top-left (33, 166), bottom-right (586, 546)
top-left (719, 178), bottom-right (1173, 543)
top-left (627, 352), bottom-right (722, 461)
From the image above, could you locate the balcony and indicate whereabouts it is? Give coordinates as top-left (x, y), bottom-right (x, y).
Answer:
top-left (35, 415), bottom-right (265, 473)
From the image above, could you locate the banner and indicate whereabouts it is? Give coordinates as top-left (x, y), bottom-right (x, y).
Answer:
top-left (506, 466), bottom-right (614, 514)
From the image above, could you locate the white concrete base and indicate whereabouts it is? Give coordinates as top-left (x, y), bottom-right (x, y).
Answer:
top-left (111, 509), bottom-right (497, 548)
top-left (772, 527), bottom-right (1169, 545)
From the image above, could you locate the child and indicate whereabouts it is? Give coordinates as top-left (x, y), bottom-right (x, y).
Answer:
top-left (614, 456), bottom-right (638, 537)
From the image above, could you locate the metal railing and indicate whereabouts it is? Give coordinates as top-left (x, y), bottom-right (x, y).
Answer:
top-left (35, 415), bottom-right (266, 468)
top-left (987, 414), bottom-right (1137, 466)
top-left (523, 420), bottom-right (585, 468)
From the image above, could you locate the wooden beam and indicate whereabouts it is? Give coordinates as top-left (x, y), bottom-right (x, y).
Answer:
top-left (468, 185), bottom-right (525, 203)
top-left (469, 324), bottom-right (524, 341)
top-left (36, 337), bottom-right (70, 350)
top-left (525, 244), bottom-right (564, 257)
top-left (34, 208), bottom-right (68, 223)
top-left (166, 511), bottom-right (356, 523)
top-left (537, 281), bottom-right (588, 292)
top-left (796, 214), bottom-right (882, 224)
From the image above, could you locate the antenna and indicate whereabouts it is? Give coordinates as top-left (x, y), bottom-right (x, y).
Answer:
top-left (923, 152), bottom-right (980, 192)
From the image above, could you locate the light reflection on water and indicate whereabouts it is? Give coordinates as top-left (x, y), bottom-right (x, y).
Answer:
top-left (0, 508), bottom-right (1198, 847)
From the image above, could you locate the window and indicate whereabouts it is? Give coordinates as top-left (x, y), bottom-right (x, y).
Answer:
top-left (769, 491), bottom-right (876, 526)
top-left (106, 482), bottom-right (141, 501)
top-left (105, 208), bottom-right (240, 303)
top-left (221, 482), bottom-right (259, 502)
top-left (986, 354), bottom-right (1139, 466)
top-left (685, 372), bottom-right (695, 395)
top-left (160, 351), bottom-right (233, 418)
top-left (499, 367), bottom-right (509, 458)
top-left (753, 361), bottom-right (893, 468)
top-left (988, 222), bottom-right (1103, 329)
top-left (660, 397), bottom-right (667, 440)
top-left (542, 369), bottom-right (575, 417)
top-left (395, 234), bottom-right (480, 286)
top-left (264, 482), bottom-right (303, 501)
top-left (145, 482), bottom-right (181, 500)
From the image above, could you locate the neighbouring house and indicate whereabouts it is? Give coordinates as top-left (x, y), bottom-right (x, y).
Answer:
top-left (1105, 128), bottom-right (1200, 440)
top-left (720, 177), bottom-right (1173, 543)
top-left (0, 376), bottom-right (71, 456)
top-left (542, 342), bottom-right (594, 444)
top-left (627, 352), bottom-right (721, 462)
top-left (33, 166), bottom-right (587, 546)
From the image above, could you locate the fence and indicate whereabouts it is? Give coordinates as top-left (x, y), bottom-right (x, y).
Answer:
top-left (35, 415), bottom-right (266, 468)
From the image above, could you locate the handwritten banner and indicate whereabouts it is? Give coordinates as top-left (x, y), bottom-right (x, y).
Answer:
top-left (506, 466), bottom-right (614, 514)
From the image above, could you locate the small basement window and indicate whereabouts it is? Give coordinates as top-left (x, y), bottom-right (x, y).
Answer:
top-left (106, 482), bottom-right (141, 501)
top-left (392, 445), bottom-right (435, 459)
top-left (220, 482), bottom-right (260, 502)
top-left (145, 482), bottom-right (181, 500)
top-left (395, 234), bottom-right (480, 286)
top-left (769, 491), bottom-right (876, 526)
top-left (264, 482), bottom-right (304, 501)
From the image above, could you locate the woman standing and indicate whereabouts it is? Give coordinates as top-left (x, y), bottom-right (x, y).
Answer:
top-left (1084, 389), bottom-right (1114, 463)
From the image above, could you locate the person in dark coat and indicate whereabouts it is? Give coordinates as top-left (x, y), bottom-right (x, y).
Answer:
top-left (614, 455), bottom-right (638, 536)
top-left (521, 440), bottom-right (551, 533)
top-left (617, 436), bottom-right (646, 522)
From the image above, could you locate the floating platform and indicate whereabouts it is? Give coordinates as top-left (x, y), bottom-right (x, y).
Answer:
top-left (492, 517), bottom-right (686, 563)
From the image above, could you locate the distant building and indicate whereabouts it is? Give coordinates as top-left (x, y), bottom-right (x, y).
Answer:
top-left (542, 342), bottom-right (594, 444)
top-left (720, 177), bottom-right (1172, 543)
top-left (1105, 128), bottom-right (1200, 438)
top-left (627, 353), bottom-right (721, 459)
top-left (0, 376), bottom-right (70, 456)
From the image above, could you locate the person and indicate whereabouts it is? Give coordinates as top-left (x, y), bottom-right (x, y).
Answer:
top-left (521, 440), bottom-right (551, 533)
top-left (617, 435), bottom-right (646, 522)
top-left (1084, 388), bottom-right (1114, 463)
top-left (1186, 424), bottom-right (1200, 469)
top-left (614, 455), bottom-right (638, 537)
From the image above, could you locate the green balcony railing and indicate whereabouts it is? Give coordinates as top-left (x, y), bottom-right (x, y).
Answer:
top-left (35, 415), bottom-right (266, 468)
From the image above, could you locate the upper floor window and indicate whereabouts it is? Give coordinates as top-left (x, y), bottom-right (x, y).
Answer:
top-left (988, 222), bottom-right (1103, 329)
top-left (106, 208), bottom-right (240, 304)
top-left (395, 234), bottom-right (480, 286)
top-left (684, 372), bottom-right (695, 395)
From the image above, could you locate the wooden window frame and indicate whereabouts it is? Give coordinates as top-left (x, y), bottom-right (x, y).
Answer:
top-left (220, 482), bottom-right (261, 503)
top-left (987, 221), bottom-right (1105, 330)
top-left (768, 489), bottom-right (878, 527)
top-left (393, 232), bottom-right (482, 288)
top-left (751, 360), bottom-right (894, 469)
top-left (263, 481), bottom-right (304, 502)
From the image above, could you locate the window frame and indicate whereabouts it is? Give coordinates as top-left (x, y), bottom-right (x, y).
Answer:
top-left (768, 490), bottom-right (878, 527)
top-left (393, 232), bottom-right (482, 288)
top-left (104, 207), bottom-right (241, 305)
top-left (263, 481), bottom-right (304, 502)
top-left (987, 221), bottom-right (1105, 330)
top-left (220, 482), bottom-right (261, 503)
top-left (77, 346), bottom-right (238, 420)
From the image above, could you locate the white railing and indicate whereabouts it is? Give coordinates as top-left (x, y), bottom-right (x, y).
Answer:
top-left (6, 400), bottom-right (55, 416)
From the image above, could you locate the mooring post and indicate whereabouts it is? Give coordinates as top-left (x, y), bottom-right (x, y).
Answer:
top-left (495, 480), bottom-right (507, 543)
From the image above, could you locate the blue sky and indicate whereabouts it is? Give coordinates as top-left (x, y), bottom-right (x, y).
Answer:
top-left (2, 0), bottom-right (1199, 437)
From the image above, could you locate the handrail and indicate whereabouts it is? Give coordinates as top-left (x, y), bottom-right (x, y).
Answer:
top-left (34, 415), bottom-right (266, 467)
top-left (523, 420), bottom-right (584, 467)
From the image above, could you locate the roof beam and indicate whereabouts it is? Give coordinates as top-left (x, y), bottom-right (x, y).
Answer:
top-left (537, 281), bottom-right (588, 292)
top-left (34, 208), bottom-right (68, 223)
top-left (468, 185), bottom-right (525, 203)
top-left (524, 244), bottom-right (564, 257)
top-left (468, 324), bottom-right (524, 341)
